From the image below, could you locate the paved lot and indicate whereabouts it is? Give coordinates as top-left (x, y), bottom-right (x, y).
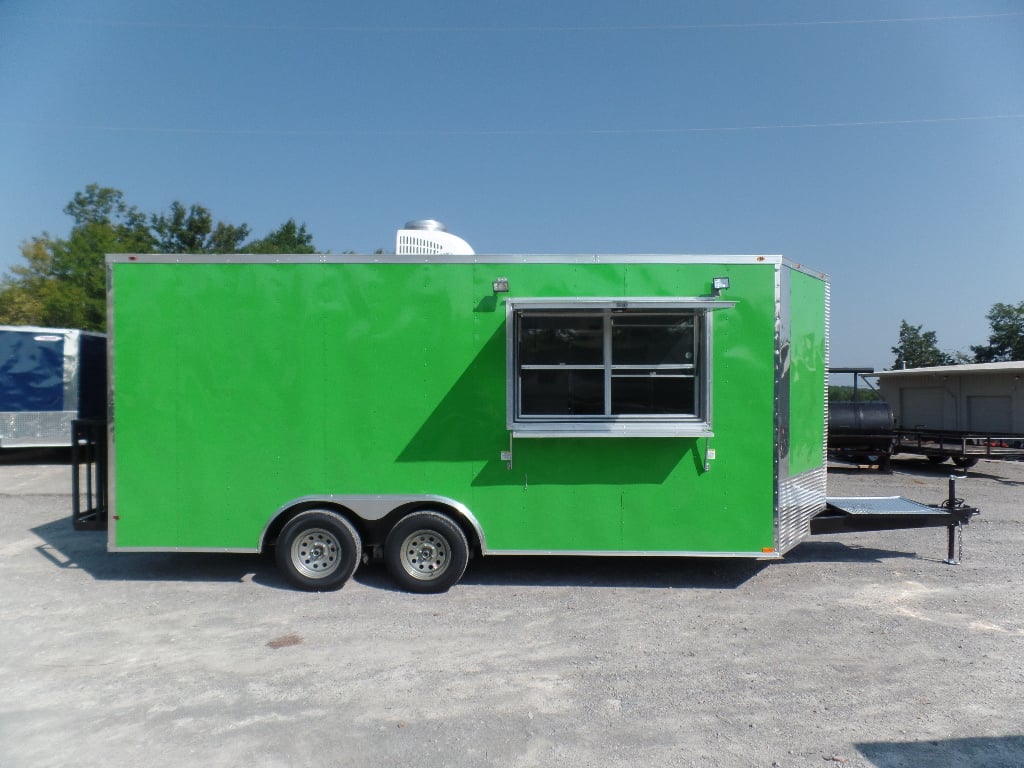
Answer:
top-left (1, 450), bottom-right (1022, 767)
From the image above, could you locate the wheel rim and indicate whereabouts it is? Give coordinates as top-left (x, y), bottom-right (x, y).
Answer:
top-left (398, 529), bottom-right (451, 581)
top-left (290, 527), bottom-right (342, 579)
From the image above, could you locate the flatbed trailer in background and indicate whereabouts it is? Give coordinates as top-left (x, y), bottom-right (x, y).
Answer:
top-left (894, 429), bottom-right (1024, 468)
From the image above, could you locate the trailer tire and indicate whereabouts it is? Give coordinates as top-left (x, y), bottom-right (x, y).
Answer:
top-left (952, 456), bottom-right (979, 469)
top-left (384, 511), bottom-right (469, 593)
top-left (276, 510), bottom-right (361, 591)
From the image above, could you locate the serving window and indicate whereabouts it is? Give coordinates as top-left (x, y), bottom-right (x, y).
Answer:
top-left (507, 299), bottom-right (729, 437)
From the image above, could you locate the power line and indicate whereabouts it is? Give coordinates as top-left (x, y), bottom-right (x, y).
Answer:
top-left (587, 114), bottom-right (1024, 134)
top-left (7, 113), bottom-right (1024, 137)
top-left (3, 11), bottom-right (1024, 33)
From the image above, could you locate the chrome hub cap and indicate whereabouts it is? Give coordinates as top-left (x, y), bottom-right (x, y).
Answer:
top-left (399, 530), bottom-right (450, 581)
top-left (291, 528), bottom-right (340, 579)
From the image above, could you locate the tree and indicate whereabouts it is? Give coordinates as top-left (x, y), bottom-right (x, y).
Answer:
top-left (891, 320), bottom-right (954, 369)
top-left (243, 219), bottom-right (315, 254)
top-left (0, 184), bottom-right (320, 331)
top-left (828, 385), bottom-right (881, 402)
top-left (64, 184), bottom-right (152, 235)
top-left (0, 186), bottom-right (155, 330)
top-left (971, 302), bottom-right (1024, 362)
top-left (151, 201), bottom-right (249, 254)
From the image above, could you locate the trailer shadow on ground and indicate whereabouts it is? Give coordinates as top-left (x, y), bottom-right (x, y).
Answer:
top-left (33, 513), bottom-right (773, 591)
top-left (856, 735), bottom-right (1024, 768)
top-left (829, 458), bottom-right (967, 478)
top-left (357, 556), bottom-right (772, 592)
top-left (32, 514), bottom-right (930, 593)
top-left (0, 447), bottom-right (72, 465)
top-left (30, 517), bottom-right (285, 587)
top-left (783, 539), bottom-right (920, 564)
top-left (830, 457), bottom-right (1024, 486)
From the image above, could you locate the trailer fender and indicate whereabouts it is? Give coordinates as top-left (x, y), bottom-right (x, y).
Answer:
top-left (260, 494), bottom-right (487, 554)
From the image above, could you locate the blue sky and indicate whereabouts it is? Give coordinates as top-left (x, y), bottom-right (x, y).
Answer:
top-left (1, 0), bottom-right (1022, 370)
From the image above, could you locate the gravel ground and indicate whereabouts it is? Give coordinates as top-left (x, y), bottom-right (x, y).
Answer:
top-left (1, 451), bottom-right (1022, 767)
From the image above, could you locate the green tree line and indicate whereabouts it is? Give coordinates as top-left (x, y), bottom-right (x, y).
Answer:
top-left (831, 313), bottom-right (1024, 403)
top-left (892, 308), bottom-right (1024, 370)
top-left (0, 184), bottom-right (316, 331)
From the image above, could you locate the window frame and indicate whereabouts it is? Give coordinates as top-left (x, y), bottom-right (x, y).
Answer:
top-left (506, 297), bottom-right (734, 438)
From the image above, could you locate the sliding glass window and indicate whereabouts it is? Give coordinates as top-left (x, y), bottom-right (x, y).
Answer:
top-left (508, 301), bottom-right (717, 436)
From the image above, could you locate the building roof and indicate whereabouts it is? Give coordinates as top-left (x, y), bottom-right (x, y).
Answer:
top-left (874, 361), bottom-right (1024, 378)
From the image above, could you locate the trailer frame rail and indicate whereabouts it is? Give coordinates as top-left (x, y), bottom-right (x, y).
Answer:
top-left (895, 428), bottom-right (1024, 463)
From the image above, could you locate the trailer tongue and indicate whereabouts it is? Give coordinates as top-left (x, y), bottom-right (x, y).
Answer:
top-left (815, 477), bottom-right (979, 564)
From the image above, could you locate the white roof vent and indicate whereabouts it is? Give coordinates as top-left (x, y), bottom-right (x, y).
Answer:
top-left (396, 220), bottom-right (475, 255)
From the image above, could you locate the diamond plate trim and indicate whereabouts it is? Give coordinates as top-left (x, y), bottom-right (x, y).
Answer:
top-left (778, 466), bottom-right (827, 554)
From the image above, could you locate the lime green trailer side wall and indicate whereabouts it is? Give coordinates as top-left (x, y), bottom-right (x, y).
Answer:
top-left (109, 258), bottom-right (824, 555)
top-left (787, 268), bottom-right (828, 477)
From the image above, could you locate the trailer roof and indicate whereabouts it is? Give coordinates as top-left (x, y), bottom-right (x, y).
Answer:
top-left (106, 253), bottom-right (828, 280)
top-left (0, 324), bottom-right (105, 338)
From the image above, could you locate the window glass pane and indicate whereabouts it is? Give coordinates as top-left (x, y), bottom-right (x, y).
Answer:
top-left (519, 315), bottom-right (603, 365)
top-left (520, 370), bottom-right (604, 415)
top-left (512, 306), bottom-right (708, 428)
top-left (612, 314), bottom-right (694, 366)
top-left (611, 374), bottom-right (696, 415)
top-left (0, 331), bottom-right (65, 411)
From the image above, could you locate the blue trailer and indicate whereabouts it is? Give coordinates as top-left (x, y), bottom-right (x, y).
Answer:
top-left (0, 325), bottom-right (106, 448)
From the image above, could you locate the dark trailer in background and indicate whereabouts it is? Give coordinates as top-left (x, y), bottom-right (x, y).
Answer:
top-left (0, 325), bottom-right (106, 448)
top-left (827, 366), bottom-right (897, 471)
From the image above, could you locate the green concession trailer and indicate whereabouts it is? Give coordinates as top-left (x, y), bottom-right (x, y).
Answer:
top-left (94, 251), bottom-right (833, 591)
